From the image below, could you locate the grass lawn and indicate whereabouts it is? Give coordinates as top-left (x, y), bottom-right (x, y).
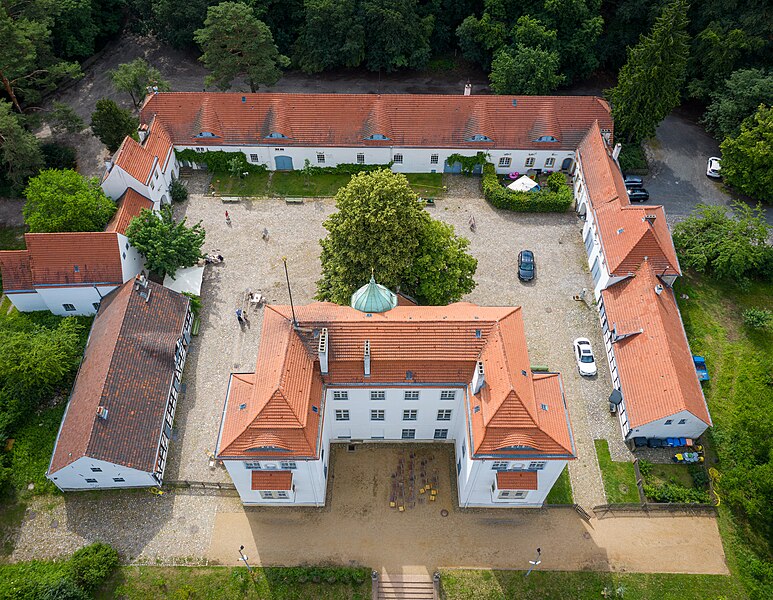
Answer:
top-left (641, 462), bottom-right (697, 489)
top-left (211, 172), bottom-right (446, 198)
top-left (97, 566), bottom-right (371, 600)
top-left (439, 569), bottom-right (745, 600)
top-left (594, 439), bottom-right (639, 504)
top-left (544, 466), bottom-right (573, 504)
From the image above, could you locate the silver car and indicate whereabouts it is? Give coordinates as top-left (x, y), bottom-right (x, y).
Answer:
top-left (706, 157), bottom-right (721, 178)
top-left (573, 338), bottom-right (597, 376)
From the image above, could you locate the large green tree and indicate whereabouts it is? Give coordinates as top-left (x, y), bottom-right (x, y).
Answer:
top-left (110, 58), bottom-right (171, 107)
top-left (719, 105), bottom-right (773, 204)
top-left (0, 100), bottom-right (44, 192)
top-left (361, 0), bottom-right (434, 72)
top-left (703, 69), bottom-right (773, 139)
top-left (489, 45), bottom-right (563, 95)
top-left (151, 0), bottom-right (213, 49)
top-left (90, 98), bottom-right (138, 153)
top-left (125, 206), bottom-right (206, 278)
top-left (672, 201), bottom-right (771, 280)
top-left (194, 2), bottom-right (290, 92)
top-left (294, 0), bottom-right (364, 73)
top-left (317, 170), bottom-right (477, 305)
top-left (606, 0), bottom-right (691, 143)
top-left (23, 169), bottom-right (117, 232)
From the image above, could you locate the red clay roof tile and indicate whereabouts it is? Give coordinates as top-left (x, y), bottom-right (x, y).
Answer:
top-left (251, 470), bottom-right (293, 491)
top-left (496, 470), bottom-right (538, 490)
top-left (0, 250), bottom-right (33, 291)
top-left (24, 232), bottom-right (123, 286)
top-left (105, 189), bottom-right (152, 235)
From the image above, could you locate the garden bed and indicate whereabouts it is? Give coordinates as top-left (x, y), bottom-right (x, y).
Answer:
top-left (594, 439), bottom-right (640, 503)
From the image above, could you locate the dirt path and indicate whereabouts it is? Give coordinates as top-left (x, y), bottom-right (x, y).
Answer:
top-left (208, 445), bottom-right (727, 574)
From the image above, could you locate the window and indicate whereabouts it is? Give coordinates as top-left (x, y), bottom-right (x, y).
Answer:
top-left (665, 419), bottom-right (673, 425)
top-left (335, 409), bottom-right (350, 421)
top-left (498, 157), bottom-right (511, 168)
top-left (280, 461), bottom-right (297, 470)
top-left (404, 391), bottom-right (419, 401)
top-left (113, 477), bottom-right (125, 482)
top-left (259, 490), bottom-right (290, 499)
top-left (434, 429), bottom-right (448, 440)
top-left (457, 459), bottom-right (461, 475)
top-left (154, 171), bottom-right (159, 180)
top-left (462, 442), bottom-right (466, 458)
top-left (525, 157), bottom-right (535, 168)
top-left (85, 478), bottom-right (98, 483)
top-left (250, 153), bottom-right (259, 162)
top-left (534, 136), bottom-right (559, 143)
top-left (92, 303), bottom-right (100, 311)
top-left (370, 390), bottom-right (385, 401)
top-left (365, 134), bottom-right (390, 140)
top-left (437, 409), bottom-right (452, 421)
top-left (357, 153), bottom-right (365, 164)
top-left (316, 153), bottom-right (325, 164)
top-left (440, 391), bottom-right (456, 401)
top-left (401, 429), bottom-right (416, 439)
top-left (430, 154), bottom-right (439, 165)
top-left (545, 157), bottom-right (555, 169)
top-left (245, 462), bottom-right (262, 470)
top-left (498, 490), bottom-right (528, 499)
top-left (678, 419), bottom-right (686, 425)
top-left (371, 409), bottom-right (385, 421)
top-left (466, 134), bottom-right (493, 142)
top-left (491, 461), bottom-right (508, 471)
top-left (393, 153), bottom-right (403, 164)
top-left (333, 391), bottom-right (348, 401)
top-left (195, 147), bottom-right (205, 152)
top-left (62, 304), bottom-right (76, 312)
top-left (528, 461), bottom-right (547, 470)
top-left (122, 252), bottom-right (126, 259)
top-left (90, 467), bottom-right (103, 472)
top-left (403, 409), bottom-right (418, 421)
top-left (150, 181), bottom-right (155, 190)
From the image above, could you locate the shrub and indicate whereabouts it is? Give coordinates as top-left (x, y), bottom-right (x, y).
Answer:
top-left (617, 142), bottom-right (648, 172)
top-left (743, 307), bottom-right (772, 330)
top-left (169, 178), bottom-right (189, 203)
top-left (41, 143), bottom-right (77, 170)
top-left (175, 149), bottom-right (267, 174)
top-left (643, 482), bottom-right (711, 504)
top-left (68, 543), bottom-right (119, 590)
top-left (638, 459), bottom-right (653, 477)
top-left (481, 163), bottom-right (572, 212)
top-left (41, 579), bottom-right (90, 600)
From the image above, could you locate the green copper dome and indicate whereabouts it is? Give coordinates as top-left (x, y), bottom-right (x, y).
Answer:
top-left (350, 276), bottom-right (397, 313)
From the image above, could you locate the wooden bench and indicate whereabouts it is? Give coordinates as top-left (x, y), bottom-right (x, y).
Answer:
top-left (220, 196), bottom-right (242, 203)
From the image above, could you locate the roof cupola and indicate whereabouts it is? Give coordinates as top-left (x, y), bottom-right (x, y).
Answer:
top-left (350, 274), bottom-right (397, 314)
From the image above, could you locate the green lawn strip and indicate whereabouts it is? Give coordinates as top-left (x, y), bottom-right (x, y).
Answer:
top-left (0, 560), bottom-right (72, 596)
top-left (97, 566), bottom-right (371, 600)
top-left (404, 173), bottom-right (445, 197)
top-left (594, 439), bottom-right (639, 503)
top-left (544, 466), bottom-right (573, 504)
top-left (0, 226), bottom-right (26, 251)
top-left (211, 172), bottom-right (270, 196)
top-left (645, 463), bottom-right (696, 488)
top-left (270, 172), bottom-right (350, 197)
top-left (439, 569), bottom-right (745, 600)
top-left (9, 404), bottom-right (65, 497)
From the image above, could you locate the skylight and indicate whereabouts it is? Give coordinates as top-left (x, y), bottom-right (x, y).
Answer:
top-left (195, 131), bottom-right (220, 138)
top-left (365, 134), bottom-right (390, 140)
top-left (466, 134), bottom-right (493, 142)
top-left (534, 135), bottom-right (559, 143)
top-left (265, 132), bottom-right (287, 139)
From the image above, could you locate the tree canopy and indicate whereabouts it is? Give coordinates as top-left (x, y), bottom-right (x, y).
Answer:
top-left (125, 206), bottom-right (206, 278)
top-left (110, 58), bottom-right (171, 107)
top-left (703, 69), bottom-right (773, 140)
top-left (47, 101), bottom-right (85, 135)
top-left (194, 2), bottom-right (290, 92)
top-left (606, 0), bottom-right (691, 143)
top-left (90, 98), bottom-right (138, 153)
top-left (719, 105), bottom-right (773, 204)
top-left (23, 168), bottom-right (117, 232)
top-left (672, 201), bottom-right (772, 280)
top-left (0, 100), bottom-right (44, 192)
top-left (316, 170), bottom-right (476, 305)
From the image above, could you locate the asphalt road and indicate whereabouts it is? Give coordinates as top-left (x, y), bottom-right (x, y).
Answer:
top-left (643, 113), bottom-right (773, 227)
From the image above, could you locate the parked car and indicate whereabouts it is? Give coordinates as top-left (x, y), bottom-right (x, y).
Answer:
top-left (517, 250), bottom-right (535, 282)
top-left (572, 338), bottom-right (597, 376)
top-left (627, 188), bottom-right (650, 202)
top-left (706, 156), bottom-right (721, 178)
top-left (623, 174), bottom-right (643, 189)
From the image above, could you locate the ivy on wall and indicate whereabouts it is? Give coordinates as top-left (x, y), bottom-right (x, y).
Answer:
top-left (445, 152), bottom-right (490, 175)
top-left (175, 149), bottom-right (268, 174)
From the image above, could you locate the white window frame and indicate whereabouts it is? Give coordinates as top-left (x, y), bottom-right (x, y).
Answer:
top-left (437, 409), bottom-right (452, 421)
top-left (403, 409), bottom-right (418, 421)
top-left (356, 153), bottom-right (365, 164)
top-left (491, 461), bottom-right (508, 471)
top-left (498, 490), bottom-right (528, 499)
top-left (62, 303), bottom-right (76, 312)
top-left (498, 157), bottom-right (511, 168)
top-left (404, 390), bottom-right (419, 401)
top-left (244, 462), bottom-right (262, 470)
top-left (528, 461), bottom-right (547, 470)
top-left (370, 390), bottom-right (386, 401)
top-left (401, 429), bottom-right (416, 439)
top-left (440, 390), bottom-right (456, 401)
top-left (333, 391), bottom-right (348, 401)
top-left (430, 154), bottom-right (439, 164)
top-left (525, 157), bottom-right (535, 168)
top-left (335, 409), bottom-right (350, 421)
top-left (371, 409), bottom-right (385, 421)
top-left (433, 429), bottom-right (448, 439)
top-left (393, 153), bottom-right (403, 164)
top-left (259, 490), bottom-right (290, 499)
top-left (280, 461), bottom-right (297, 470)
top-left (250, 153), bottom-right (259, 162)
top-left (316, 153), bottom-right (325, 164)
top-left (545, 157), bottom-right (556, 169)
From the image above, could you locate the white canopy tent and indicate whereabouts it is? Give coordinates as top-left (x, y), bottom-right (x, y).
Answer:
top-left (507, 175), bottom-right (540, 192)
top-left (163, 265), bottom-right (205, 296)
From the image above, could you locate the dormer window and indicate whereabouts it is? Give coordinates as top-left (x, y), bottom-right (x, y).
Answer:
top-left (365, 134), bottom-right (390, 140)
top-left (194, 132), bottom-right (220, 138)
top-left (534, 136), bottom-right (559, 143)
top-left (466, 134), bottom-right (493, 142)
top-left (265, 132), bottom-right (287, 139)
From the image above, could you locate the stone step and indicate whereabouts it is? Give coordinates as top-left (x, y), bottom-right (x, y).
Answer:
top-left (378, 574), bottom-right (435, 600)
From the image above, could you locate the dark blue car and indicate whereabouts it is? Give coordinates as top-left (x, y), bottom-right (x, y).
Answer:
top-left (518, 250), bottom-right (535, 282)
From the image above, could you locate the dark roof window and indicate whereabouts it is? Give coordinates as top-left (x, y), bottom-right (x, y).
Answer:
top-left (365, 134), bottom-right (390, 140)
top-left (466, 134), bottom-right (493, 142)
top-left (534, 135), bottom-right (559, 143)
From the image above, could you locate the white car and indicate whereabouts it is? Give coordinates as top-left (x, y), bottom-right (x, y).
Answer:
top-left (706, 157), bottom-right (721, 178)
top-left (573, 338), bottom-right (597, 376)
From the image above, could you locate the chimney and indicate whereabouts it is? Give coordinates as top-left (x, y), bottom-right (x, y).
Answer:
top-left (612, 143), bottom-right (622, 161)
top-left (471, 361), bottom-right (485, 394)
top-left (654, 284), bottom-right (664, 296)
top-left (464, 81), bottom-right (472, 96)
top-left (364, 340), bottom-right (371, 377)
top-left (318, 328), bottom-right (328, 375)
top-left (96, 406), bottom-right (108, 420)
top-left (644, 214), bottom-right (657, 226)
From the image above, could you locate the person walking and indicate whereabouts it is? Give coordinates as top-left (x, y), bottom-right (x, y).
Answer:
top-left (236, 308), bottom-right (244, 326)
top-left (225, 210), bottom-right (231, 226)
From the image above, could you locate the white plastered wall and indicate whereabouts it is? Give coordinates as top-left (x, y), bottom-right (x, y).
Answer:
top-left (48, 456), bottom-right (156, 491)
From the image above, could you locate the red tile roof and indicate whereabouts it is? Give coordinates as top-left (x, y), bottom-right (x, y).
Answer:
top-left (105, 189), bottom-right (153, 235)
top-left (496, 470), bottom-right (538, 490)
top-left (112, 136), bottom-right (156, 185)
top-left (251, 471), bottom-right (293, 491)
top-left (49, 278), bottom-right (190, 474)
top-left (0, 250), bottom-right (33, 291)
top-left (600, 261), bottom-right (711, 428)
top-left (141, 93), bottom-right (612, 150)
top-left (577, 121), bottom-right (625, 209)
top-left (218, 302), bottom-right (576, 460)
top-left (143, 117), bottom-right (174, 172)
top-left (24, 232), bottom-right (123, 286)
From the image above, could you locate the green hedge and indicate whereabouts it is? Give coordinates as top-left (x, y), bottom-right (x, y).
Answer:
top-left (174, 149), bottom-right (268, 174)
top-left (304, 162), bottom-right (392, 175)
top-left (482, 163), bottom-right (573, 212)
